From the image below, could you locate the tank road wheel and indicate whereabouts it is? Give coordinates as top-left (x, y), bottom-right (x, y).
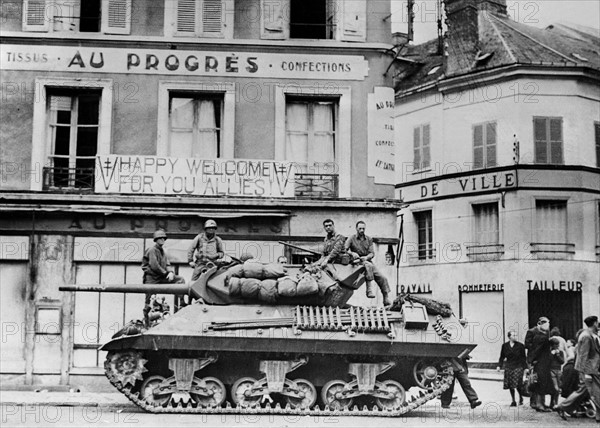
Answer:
top-left (585, 400), bottom-right (597, 419)
top-left (231, 377), bottom-right (261, 408)
top-left (285, 378), bottom-right (317, 410)
top-left (413, 360), bottom-right (439, 389)
top-left (321, 379), bottom-right (354, 410)
top-left (104, 351), bottom-right (147, 387)
top-left (190, 376), bottom-right (226, 408)
top-left (140, 375), bottom-right (172, 406)
top-left (375, 380), bottom-right (406, 410)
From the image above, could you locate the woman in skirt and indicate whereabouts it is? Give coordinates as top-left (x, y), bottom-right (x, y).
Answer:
top-left (497, 331), bottom-right (528, 406)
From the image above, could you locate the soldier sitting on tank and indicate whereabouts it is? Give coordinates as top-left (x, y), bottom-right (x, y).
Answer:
top-left (187, 219), bottom-right (225, 281)
top-left (316, 219), bottom-right (346, 268)
top-left (345, 220), bottom-right (392, 306)
top-left (142, 230), bottom-right (185, 324)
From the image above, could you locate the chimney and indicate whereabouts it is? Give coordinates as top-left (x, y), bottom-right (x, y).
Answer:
top-left (444, 0), bottom-right (507, 74)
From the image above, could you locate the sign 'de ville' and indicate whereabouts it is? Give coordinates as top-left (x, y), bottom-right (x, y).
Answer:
top-left (401, 170), bottom-right (516, 202)
top-left (95, 155), bottom-right (295, 198)
top-left (2, 44), bottom-right (368, 81)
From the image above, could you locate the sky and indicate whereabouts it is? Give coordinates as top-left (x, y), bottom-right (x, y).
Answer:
top-left (390, 0), bottom-right (600, 43)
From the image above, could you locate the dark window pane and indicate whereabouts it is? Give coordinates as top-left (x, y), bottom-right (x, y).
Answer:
top-left (413, 148), bottom-right (420, 170)
top-left (595, 123), bottom-right (600, 167)
top-left (78, 93), bottom-right (100, 125)
top-left (423, 124), bottom-right (430, 146)
top-left (473, 124), bottom-right (483, 147)
top-left (76, 127), bottom-right (98, 157)
top-left (486, 122), bottom-right (496, 146)
top-left (54, 126), bottom-right (70, 155)
top-left (57, 110), bottom-right (71, 124)
top-left (474, 146), bottom-right (483, 169)
top-left (550, 141), bottom-right (563, 164)
top-left (422, 146), bottom-right (430, 169)
top-left (413, 127), bottom-right (420, 149)
top-left (80, 0), bottom-right (101, 32)
top-left (290, 0), bottom-right (327, 39)
top-left (486, 144), bottom-right (496, 167)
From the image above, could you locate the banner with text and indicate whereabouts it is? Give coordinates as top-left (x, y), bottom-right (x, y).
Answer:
top-left (2, 44), bottom-right (368, 81)
top-left (95, 155), bottom-right (295, 197)
top-left (368, 87), bottom-right (396, 184)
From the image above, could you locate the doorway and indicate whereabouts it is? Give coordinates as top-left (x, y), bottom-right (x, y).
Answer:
top-left (528, 291), bottom-right (582, 340)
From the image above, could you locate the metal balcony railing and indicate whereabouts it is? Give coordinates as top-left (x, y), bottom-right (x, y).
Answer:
top-left (530, 242), bottom-right (575, 260)
top-left (467, 244), bottom-right (505, 261)
top-left (43, 166), bottom-right (95, 191)
top-left (294, 174), bottom-right (338, 198)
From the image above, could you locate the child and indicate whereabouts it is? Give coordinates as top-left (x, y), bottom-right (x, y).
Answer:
top-left (549, 336), bottom-right (565, 408)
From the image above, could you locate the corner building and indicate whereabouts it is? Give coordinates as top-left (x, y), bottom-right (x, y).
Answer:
top-left (0, 0), bottom-right (401, 388)
top-left (393, 0), bottom-right (600, 365)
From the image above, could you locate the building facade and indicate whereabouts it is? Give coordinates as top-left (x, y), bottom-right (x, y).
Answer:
top-left (0, 0), bottom-right (401, 388)
top-left (393, 0), bottom-right (600, 364)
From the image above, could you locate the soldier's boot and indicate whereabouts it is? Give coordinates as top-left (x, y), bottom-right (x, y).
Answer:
top-left (382, 292), bottom-right (392, 307)
top-left (365, 281), bottom-right (376, 298)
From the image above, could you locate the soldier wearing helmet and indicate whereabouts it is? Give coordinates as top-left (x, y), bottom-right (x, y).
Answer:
top-left (142, 230), bottom-right (185, 285)
top-left (187, 219), bottom-right (225, 281)
top-left (141, 230), bottom-right (185, 322)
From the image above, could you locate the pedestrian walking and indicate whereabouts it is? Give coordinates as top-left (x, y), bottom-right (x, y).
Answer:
top-left (524, 316), bottom-right (554, 411)
top-left (441, 357), bottom-right (482, 409)
top-left (549, 336), bottom-right (565, 408)
top-left (497, 331), bottom-right (527, 406)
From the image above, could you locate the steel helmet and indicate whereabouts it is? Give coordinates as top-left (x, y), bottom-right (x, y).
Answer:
top-left (153, 230), bottom-right (167, 241)
top-left (204, 219), bottom-right (217, 229)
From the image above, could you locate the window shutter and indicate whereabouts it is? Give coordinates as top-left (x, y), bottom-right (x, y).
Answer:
top-left (261, 0), bottom-right (289, 40)
top-left (595, 122), bottom-right (600, 167)
top-left (534, 118), bottom-right (547, 164)
top-left (23, 0), bottom-right (49, 32)
top-left (473, 124), bottom-right (483, 169)
top-left (201, 0), bottom-right (223, 35)
top-left (340, 0), bottom-right (366, 42)
top-left (101, 0), bottom-right (131, 35)
top-left (486, 122), bottom-right (496, 167)
top-left (549, 118), bottom-right (563, 164)
top-left (422, 124), bottom-right (430, 169)
top-left (413, 126), bottom-right (421, 170)
top-left (176, 0), bottom-right (197, 34)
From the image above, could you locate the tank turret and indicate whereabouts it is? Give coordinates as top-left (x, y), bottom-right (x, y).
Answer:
top-left (60, 259), bottom-right (476, 417)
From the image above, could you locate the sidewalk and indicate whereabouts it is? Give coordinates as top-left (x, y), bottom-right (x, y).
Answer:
top-left (0, 389), bottom-right (136, 410)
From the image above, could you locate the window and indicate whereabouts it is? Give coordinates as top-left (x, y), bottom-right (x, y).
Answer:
top-left (30, 78), bottom-right (113, 192)
top-left (260, 0), bottom-right (365, 41)
top-left (473, 203), bottom-right (499, 245)
top-left (536, 200), bottom-right (567, 242)
top-left (45, 90), bottom-right (101, 189)
top-left (595, 122), bottom-right (600, 167)
top-left (22, 0), bottom-right (131, 34)
top-left (157, 82), bottom-right (235, 158)
top-left (413, 124), bottom-right (430, 170)
top-left (534, 117), bottom-right (563, 164)
top-left (285, 97), bottom-right (337, 167)
top-left (169, 93), bottom-right (223, 158)
top-left (473, 121), bottom-right (496, 169)
top-left (414, 210), bottom-right (433, 260)
top-left (165, 0), bottom-right (230, 38)
top-left (274, 85), bottom-right (351, 197)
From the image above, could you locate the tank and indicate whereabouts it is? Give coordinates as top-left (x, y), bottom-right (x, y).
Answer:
top-left (60, 260), bottom-right (476, 417)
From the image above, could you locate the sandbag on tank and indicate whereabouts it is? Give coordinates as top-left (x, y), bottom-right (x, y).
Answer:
top-left (258, 279), bottom-right (278, 303)
top-left (243, 261), bottom-right (265, 279)
top-left (262, 263), bottom-right (287, 279)
top-left (228, 277), bottom-right (242, 297)
top-left (296, 272), bottom-right (318, 296)
top-left (240, 278), bottom-right (261, 299)
top-left (277, 276), bottom-right (298, 297)
top-left (225, 265), bottom-right (245, 282)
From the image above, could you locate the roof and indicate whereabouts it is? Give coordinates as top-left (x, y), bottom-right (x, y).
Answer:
top-left (395, 13), bottom-right (600, 95)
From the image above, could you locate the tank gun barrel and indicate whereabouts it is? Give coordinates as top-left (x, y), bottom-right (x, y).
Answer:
top-left (59, 283), bottom-right (192, 294)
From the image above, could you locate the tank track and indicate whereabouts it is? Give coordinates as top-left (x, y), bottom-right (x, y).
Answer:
top-left (105, 360), bottom-right (454, 417)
